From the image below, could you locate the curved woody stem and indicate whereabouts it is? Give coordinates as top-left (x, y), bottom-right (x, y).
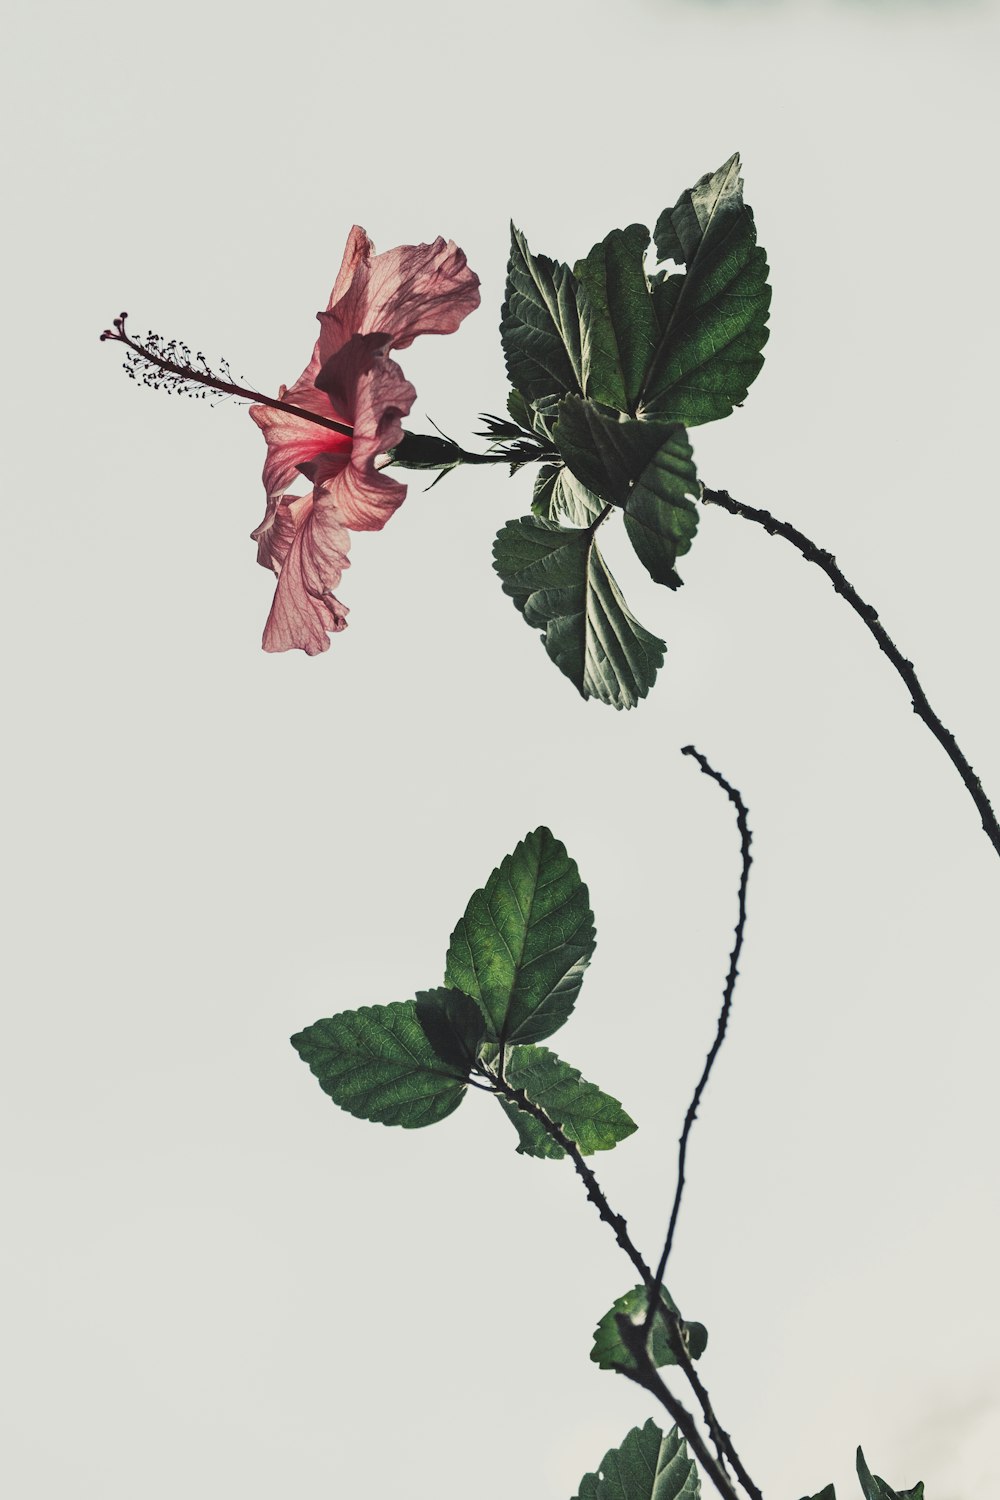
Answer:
top-left (702, 486), bottom-right (1000, 864)
top-left (480, 1042), bottom-right (762, 1500)
top-left (643, 745), bottom-right (761, 1500)
top-left (649, 748), bottom-right (754, 1303)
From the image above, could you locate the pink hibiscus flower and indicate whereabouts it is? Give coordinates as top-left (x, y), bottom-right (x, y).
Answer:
top-left (249, 228), bottom-right (480, 655)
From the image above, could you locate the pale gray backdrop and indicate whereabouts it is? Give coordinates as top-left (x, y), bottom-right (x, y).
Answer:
top-left (3, 1), bottom-right (998, 1497)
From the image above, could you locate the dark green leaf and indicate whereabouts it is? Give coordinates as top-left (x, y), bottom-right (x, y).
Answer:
top-left (856, 1450), bottom-right (924, 1500)
top-left (496, 1094), bottom-right (566, 1159)
top-left (444, 827), bottom-right (595, 1045)
top-left (504, 1045), bottom-right (636, 1154)
top-left (507, 387), bottom-right (535, 431)
top-left (622, 432), bottom-right (699, 589)
top-left (478, 1042), bottom-right (566, 1158)
top-left (501, 225), bottom-right (583, 403)
top-left (529, 392), bottom-right (564, 441)
top-left (552, 395), bottom-right (679, 507)
top-left (493, 515), bottom-right (665, 709)
top-left (415, 988), bottom-right (486, 1073)
top-left (574, 1419), bottom-right (699, 1500)
top-left (799, 1487), bottom-right (836, 1500)
top-left (643, 153), bottom-right (770, 425)
top-left (575, 224), bottom-right (659, 414)
top-left (591, 1284), bottom-right (708, 1373)
top-left (550, 396), bottom-right (699, 587)
top-left (291, 997), bottom-right (470, 1129)
top-left (532, 462), bottom-right (604, 527)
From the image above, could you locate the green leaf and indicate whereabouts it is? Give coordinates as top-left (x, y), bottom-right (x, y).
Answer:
top-left (574, 224), bottom-right (659, 414)
top-left (444, 827), bottom-right (595, 1044)
top-left (496, 1094), bottom-right (566, 1159)
top-left (415, 988), bottom-right (486, 1073)
top-left (552, 395), bottom-right (682, 507)
top-left (532, 462), bottom-right (604, 527)
top-left (501, 225), bottom-right (583, 403)
top-left (504, 1045), bottom-right (636, 1154)
top-left (591, 1284), bottom-right (708, 1373)
top-left (574, 1419), bottom-right (699, 1500)
top-left (550, 396), bottom-right (699, 588)
top-left (291, 995), bottom-right (471, 1128)
top-left (528, 392), bottom-right (564, 441)
top-left (642, 153), bottom-right (770, 425)
top-left (493, 515), bottom-right (665, 709)
top-left (799, 1487), bottom-right (837, 1500)
top-left (856, 1450), bottom-right (924, 1500)
top-left (507, 387), bottom-right (535, 430)
top-left (622, 432), bottom-right (699, 590)
top-left (479, 1042), bottom-right (566, 1157)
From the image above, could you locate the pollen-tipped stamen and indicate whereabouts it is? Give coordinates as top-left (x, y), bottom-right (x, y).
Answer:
top-left (100, 313), bottom-right (353, 438)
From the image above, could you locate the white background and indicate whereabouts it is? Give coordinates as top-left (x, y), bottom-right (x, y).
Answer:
top-left (3, 1), bottom-right (998, 1497)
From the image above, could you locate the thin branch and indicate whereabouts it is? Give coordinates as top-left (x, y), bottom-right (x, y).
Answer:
top-left (640, 745), bottom-right (760, 1500)
top-left (487, 1065), bottom-right (652, 1286)
top-left (668, 1340), bottom-right (762, 1500)
top-left (650, 747), bottom-right (754, 1296)
top-left (702, 486), bottom-right (1000, 863)
top-left (616, 1322), bottom-right (743, 1500)
top-left (484, 1065), bottom-right (763, 1500)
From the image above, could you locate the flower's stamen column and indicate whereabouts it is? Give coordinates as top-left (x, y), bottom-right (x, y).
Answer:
top-left (100, 314), bottom-right (354, 440)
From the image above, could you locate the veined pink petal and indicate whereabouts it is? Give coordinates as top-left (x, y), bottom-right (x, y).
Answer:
top-left (326, 225), bottom-right (373, 313)
top-left (313, 333), bottom-right (414, 531)
top-left (250, 225), bottom-right (479, 653)
top-left (248, 402), bottom-right (351, 500)
top-left (252, 489), bottom-right (351, 655)
top-left (360, 238), bottom-right (481, 349)
top-left (316, 236), bottom-right (481, 368)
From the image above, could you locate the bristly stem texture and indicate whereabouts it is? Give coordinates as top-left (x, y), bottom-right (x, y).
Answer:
top-left (703, 486), bottom-right (1000, 864)
top-left (643, 745), bottom-right (761, 1500)
top-left (651, 748), bottom-right (754, 1297)
top-left (482, 1047), bottom-right (762, 1500)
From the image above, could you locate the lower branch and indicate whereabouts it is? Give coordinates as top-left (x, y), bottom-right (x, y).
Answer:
top-left (483, 1066), bottom-right (763, 1500)
top-left (617, 1322), bottom-right (742, 1500)
top-left (485, 1065), bottom-right (652, 1287)
top-left (702, 486), bottom-right (1000, 864)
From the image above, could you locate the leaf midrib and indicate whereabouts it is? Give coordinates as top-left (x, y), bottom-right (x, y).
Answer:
top-left (637, 190), bottom-right (745, 412)
top-left (496, 843), bottom-right (543, 1042)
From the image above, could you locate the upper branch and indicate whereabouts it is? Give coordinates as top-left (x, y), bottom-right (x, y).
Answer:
top-left (702, 486), bottom-right (1000, 864)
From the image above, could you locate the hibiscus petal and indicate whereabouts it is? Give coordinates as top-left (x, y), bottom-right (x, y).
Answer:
top-left (252, 489), bottom-right (352, 655)
top-left (360, 238), bottom-right (481, 349)
top-left (328, 226), bottom-right (372, 304)
top-left (249, 403), bottom-right (352, 499)
top-left (313, 333), bottom-right (414, 531)
top-left (248, 225), bottom-right (480, 652)
top-left (317, 236), bottom-right (480, 368)
top-left (249, 242), bottom-right (369, 499)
